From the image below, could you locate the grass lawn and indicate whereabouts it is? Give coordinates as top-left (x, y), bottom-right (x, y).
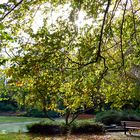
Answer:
top-left (0, 133), bottom-right (29, 140)
top-left (0, 116), bottom-right (49, 123)
top-left (0, 116), bottom-right (95, 123)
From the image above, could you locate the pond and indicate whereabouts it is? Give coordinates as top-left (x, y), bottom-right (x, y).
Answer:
top-left (0, 121), bottom-right (39, 133)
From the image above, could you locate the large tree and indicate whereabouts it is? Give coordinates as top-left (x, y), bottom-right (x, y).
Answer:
top-left (0, 0), bottom-right (140, 124)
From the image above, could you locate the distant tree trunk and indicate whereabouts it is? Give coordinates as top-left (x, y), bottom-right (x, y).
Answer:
top-left (42, 99), bottom-right (55, 121)
top-left (65, 109), bottom-right (70, 125)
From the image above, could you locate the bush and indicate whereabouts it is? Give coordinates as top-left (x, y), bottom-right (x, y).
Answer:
top-left (27, 121), bottom-right (61, 135)
top-left (24, 109), bottom-right (45, 117)
top-left (95, 110), bottom-right (140, 125)
top-left (0, 102), bottom-right (17, 112)
top-left (24, 109), bottom-right (59, 118)
top-left (71, 122), bottom-right (104, 134)
top-left (27, 121), bottom-right (104, 135)
top-left (47, 110), bottom-right (60, 118)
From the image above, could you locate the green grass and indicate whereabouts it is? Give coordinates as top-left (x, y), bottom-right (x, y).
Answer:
top-left (74, 118), bottom-right (95, 124)
top-left (0, 116), bottom-right (49, 123)
top-left (0, 133), bottom-right (58, 140)
top-left (0, 133), bottom-right (29, 140)
top-left (0, 114), bottom-right (95, 123)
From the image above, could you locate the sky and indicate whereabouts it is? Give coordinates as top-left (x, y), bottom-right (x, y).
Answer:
top-left (31, 3), bottom-right (94, 33)
top-left (0, 0), bottom-right (8, 4)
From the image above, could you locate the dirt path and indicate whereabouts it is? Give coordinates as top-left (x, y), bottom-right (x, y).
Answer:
top-left (27, 133), bottom-right (140, 140)
top-left (107, 132), bottom-right (140, 140)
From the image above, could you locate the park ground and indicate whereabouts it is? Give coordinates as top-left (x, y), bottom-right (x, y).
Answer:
top-left (0, 114), bottom-right (140, 140)
top-left (0, 132), bottom-right (140, 140)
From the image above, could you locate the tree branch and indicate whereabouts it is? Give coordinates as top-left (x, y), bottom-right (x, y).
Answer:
top-left (80, 0), bottom-right (111, 67)
top-left (109, 0), bottom-right (121, 24)
top-left (130, 0), bottom-right (139, 46)
top-left (0, 0), bottom-right (24, 21)
top-left (96, 0), bottom-right (111, 61)
top-left (119, 0), bottom-right (128, 69)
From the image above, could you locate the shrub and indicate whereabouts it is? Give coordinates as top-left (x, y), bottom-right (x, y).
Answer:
top-left (71, 122), bottom-right (104, 134)
top-left (24, 109), bottom-right (59, 118)
top-left (27, 121), bottom-right (60, 135)
top-left (24, 109), bottom-right (45, 117)
top-left (95, 110), bottom-right (140, 125)
top-left (0, 102), bottom-right (17, 112)
top-left (95, 110), bottom-right (122, 125)
top-left (47, 110), bottom-right (60, 118)
top-left (27, 121), bottom-right (104, 135)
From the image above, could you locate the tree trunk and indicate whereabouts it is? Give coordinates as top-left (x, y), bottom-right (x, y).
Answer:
top-left (65, 110), bottom-right (70, 125)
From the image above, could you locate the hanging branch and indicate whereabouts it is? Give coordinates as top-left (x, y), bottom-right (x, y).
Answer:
top-left (64, 1), bottom-right (111, 81)
top-left (0, 0), bottom-right (24, 22)
top-left (80, 0), bottom-right (111, 67)
top-left (96, 0), bottom-right (111, 61)
top-left (130, 0), bottom-right (139, 46)
top-left (4, 47), bottom-right (12, 58)
top-left (119, 0), bottom-right (128, 69)
top-left (109, 0), bottom-right (121, 24)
